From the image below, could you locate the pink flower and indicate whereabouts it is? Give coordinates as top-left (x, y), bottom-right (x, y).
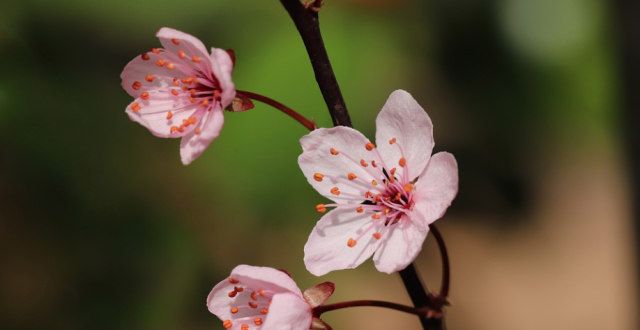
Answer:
top-left (207, 265), bottom-right (314, 330)
top-left (120, 27), bottom-right (235, 165)
top-left (299, 90), bottom-right (458, 275)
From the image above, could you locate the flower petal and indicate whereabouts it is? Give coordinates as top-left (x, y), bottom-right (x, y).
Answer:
top-left (261, 292), bottom-right (312, 330)
top-left (210, 47), bottom-right (236, 107)
top-left (125, 94), bottom-right (203, 138)
top-left (120, 50), bottom-right (192, 99)
top-left (298, 127), bottom-right (384, 204)
top-left (375, 90), bottom-right (434, 182)
top-left (373, 218), bottom-right (429, 274)
top-left (304, 206), bottom-right (384, 276)
top-left (156, 27), bottom-right (213, 78)
top-left (413, 151), bottom-right (458, 224)
top-left (231, 265), bottom-right (302, 297)
top-left (179, 105), bottom-right (224, 164)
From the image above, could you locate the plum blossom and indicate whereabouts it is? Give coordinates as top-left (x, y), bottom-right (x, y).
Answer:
top-left (120, 27), bottom-right (235, 165)
top-left (207, 265), bottom-right (316, 330)
top-left (299, 90), bottom-right (458, 275)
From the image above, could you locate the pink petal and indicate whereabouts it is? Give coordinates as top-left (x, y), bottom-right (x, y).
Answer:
top-left (375, 90), bottom-right (434, 182)
top-left (373, 218), bottom-right (429, 274)
top-left (120, 50), bottom-right (192, 99)
top-left (179, 105), bottom-right (224, 164)
top-left (210, 48), bottom-right (236, 108)
top-left (298, 127), bottom-right (384, 204)
top-left (304, 206), bottom-right (384, 276)
top-left (412, 151), bottom-right (458, 224)
top-left (230, 265), bottom-right (303, 297)
top-left (261, 292), bottom-right (312, 330)
top-left (125, 95), bottom-right (204, 138)
top-left (156, 27), bottom-right (213, 78)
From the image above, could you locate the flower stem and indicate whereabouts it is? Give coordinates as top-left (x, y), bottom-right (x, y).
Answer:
top-left (237, 90), bottom-right (316, 131)
top-left (313, 300), bottom-right (427, 317)
top-left (278, 0), bottom-right (352, 126)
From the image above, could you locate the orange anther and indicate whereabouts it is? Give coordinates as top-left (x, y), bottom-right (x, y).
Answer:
top-left (399, 157), bottom-right (407, 167)
top-left (228, 290), bottom-right (237, 298)
top-left (356, 206), bottom-right (364, 213)
top-left (130, 102), bottom-right (141, 112)
top-left (201, 99), bottom-right (209, 106)
top-left (254, 318), bottom-right (263, 326)
top-left (171, 89), bottom-right (179, 96)
top-left (390, 167), bottom-right (397, 176)
top-left (248, 301), bottom-right (258, 309)
top-left (188, 116), bottom-right (197, 125)
top-left (347, 173), bottom-right (357, 180)
top-left (260, 308), bottom-right (268, 315)
top-left (373, 232), bottom-right (382, 240)
top-left (258, 289), bottom-right (266, 297)
top-left (191, 55), bottom-right (201, 63)
top-left (132, 81), bottom-right (142, 90)
top-left (234, 286), bottom-right (244, 292)
top-left (141, 53), bottom-right (150, 61)
top-left (170, 126), bottom-right (180, 134)
top-left (229, 277), bottom-right (239, 284)
top-left (165, 111), bottom-right (173, 120)
top-left (172, 78), bottom-right (180, 86)
top-left (151, 48), bottom-right (161, 54)
top-left (313, 173), bottom-right (324, 182)
top-left (372, 213), bottom-right (381, 220)
top-left (223, 320), bottom-right (233, 329)
top-left (230, 307), bottom-right (239, 314)
top-left (178, 50), bottom-right (186, 59)
top-left (145, 74), bottom-right (155, 82)
top-left (371, 160), bottom-right (377, 168)
top-left (140, 91), bottom-right (149, 100)
top-left (383, 207), bottom-right (391, 215)
top-left (389, 137), bottom-right (397, 144)
top-left (241, 325), bottom-right (249, 330)
top-left (166, 62), bottom-right (175, 70)
top-left (330, 148), bottom-right (339, 155)
top-left (347, 238), bottom-right (357, 247)
top-left (360, 159), bottom-right (368, 167)
top-left (155, 59), bottom-right (165, 67)
top-left (171, 38), bottom-right (180, 45)
top-left (330, 187), bottom-right (340, 196)
top-left (364, 191), bottom-right (373, 198)
top-left (365, 142), bottom-right (375, 151)
top-left (403, 183), bottom-right (414, 193)
top-left (315, 204), bottom-right (327, 213)
top-left (195, 127), bottom-right (201, 135)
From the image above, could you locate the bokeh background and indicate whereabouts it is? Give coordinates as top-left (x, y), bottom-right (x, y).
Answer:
top-left (1, 0), bottom-right (638, 329)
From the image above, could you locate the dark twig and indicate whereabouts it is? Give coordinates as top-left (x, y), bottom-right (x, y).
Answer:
top-left (313, 300), bottom-right (427, 317)
top-left (279, 0), bottom-right (351, 126)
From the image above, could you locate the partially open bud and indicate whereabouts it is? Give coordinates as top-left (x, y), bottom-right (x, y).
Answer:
top-left (228, 94), bottom-right (255, 112)
top-left (303, 281), bottom-right (335, 307)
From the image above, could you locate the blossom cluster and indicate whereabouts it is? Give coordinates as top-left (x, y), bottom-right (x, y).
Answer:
top-left (121, 28), bottom-right (458, 329)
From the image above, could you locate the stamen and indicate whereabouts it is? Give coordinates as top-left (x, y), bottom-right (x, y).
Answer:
top-left (371, 179), bottom-right (378, 186)
top-left (130, 102), bottom-right (141, 112)
top-left (330, 187), bottom-right (340, 196)
top-left (230, 307), bottom-right (239, 314)
top-left (250, 291), bottom-right (258, 301)
top-left (234, 286), bottom-right (244, 292)
top-left (166, 111), bottom-right (173, 120)
top-left (371, 160), bottom-right (377, 167)
top-left (347, 238), bottom-right (357, 247)
top-left (145, 74), bottom-right (155, 82)
top-left (223, 320), bottom-right (233, 329)
top-left (248, 301), bottom-right (258, 309)
top-left (389, 137), bottom-right (397, 144)
top-left (373, 232), bottom-right (382, 240)
top-left (151, 48), bottom-right (161, 54)
top-left (178, 50), bottom-right (186, 59)
top-left (254, 318), bottom-right (263, 326)
top-left (330, 147), bottom-right (339, 155)
top-left (365, 142), bottom-right (375, 151)
top-left (356, 206), bottom-right (364, 213)
top-left (260, 308), bottom-right (268, 315)
top-left (166, 62), bottom-right (175, 70)
top-left (132, 81), bottom-right (142, 90)
top-left (360, 159), bottom-right (368, 167)
top-left (229, 277), bottom-right (239, 284)
top-left (403, 183), bottom-right (414, 193)
top-left (171, 38), bottom-right (180, 45)
top-left (141, 53), bottom-right (150, 61)
top-left (191, 55), bottom-right (201, 63)
top-left (371, 213), bottom-right (381, 220)
top-left (155, 59), bottom-right (166, 67)
top-left (399, 157), bottom-right (407, 167)
top-left (228, 290), bottom-right (237, 298)
top-left (140, 91), bottom-right (149, 100)
top-left (171, 89), bottom-right (179, 96)
top-left (347, 173), bottom-right (357, 180)
top-left (315, 204), bottom-right (327, 213)
top-left (313, 173), bottom-right (324, 182)
top-left (241, 325), bottom-right (249, 330)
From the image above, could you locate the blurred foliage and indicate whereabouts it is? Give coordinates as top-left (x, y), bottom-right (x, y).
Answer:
top-left (0, 0), bottom-right (623, 330)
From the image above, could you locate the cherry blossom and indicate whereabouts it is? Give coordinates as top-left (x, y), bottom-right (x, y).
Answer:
top-left (299, 90), bottom-right (458, 275)
top-left (120, 27), bottom-right (235, 164)
top-left (207, 265), bottom-right (314, 330)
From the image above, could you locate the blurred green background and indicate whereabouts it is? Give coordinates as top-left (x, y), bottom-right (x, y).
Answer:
top-left (0, 0), bottom-right (637, 329)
